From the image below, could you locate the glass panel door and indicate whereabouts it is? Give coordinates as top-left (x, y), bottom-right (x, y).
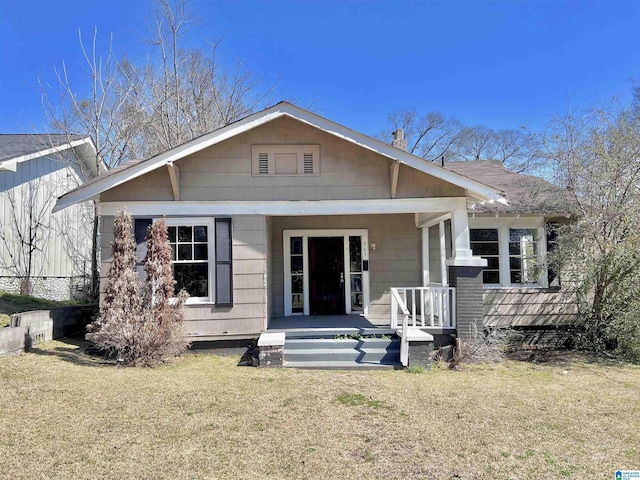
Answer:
top-left (290, 237), bottom-right (304, 313)
top-left (349, 236), bottom-right (363, 312)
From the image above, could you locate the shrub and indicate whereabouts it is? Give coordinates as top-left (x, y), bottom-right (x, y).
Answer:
top-left (88, 211), bottom-right (189, 366)
top-left (449, 323), bottom-right (517, 369)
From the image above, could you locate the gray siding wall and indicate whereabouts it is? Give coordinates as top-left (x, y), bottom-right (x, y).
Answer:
top-left (100, 214), bottom-right (267, 337)
top-left (269, 214), bottom-right (421, 318)
top-left (483, 288), bottom-right (578, 327)
top-left (0, 151), bottom-right (92, 287)
top-left (101, 116), bottom-right (466, 203)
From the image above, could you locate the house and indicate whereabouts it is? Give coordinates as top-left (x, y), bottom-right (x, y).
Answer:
top-left (443, 161), bottom-right (578, 348)
top-left (0, 134), bottom-right (99, 300)
top-left (54, 102), bottom-right (575, 367)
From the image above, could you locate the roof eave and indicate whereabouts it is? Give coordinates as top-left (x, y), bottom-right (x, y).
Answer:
top-left (54, 102), bottom-right (508, 210)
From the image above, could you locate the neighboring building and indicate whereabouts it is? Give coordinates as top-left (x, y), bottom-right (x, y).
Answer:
top-left (0, 134), bottom-right (99, 300)
top-left (55, 102), bottom-right (576, 365)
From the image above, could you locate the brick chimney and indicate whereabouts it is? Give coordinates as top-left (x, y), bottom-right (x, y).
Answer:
top-left (392, 129), bottom-right (407, 151)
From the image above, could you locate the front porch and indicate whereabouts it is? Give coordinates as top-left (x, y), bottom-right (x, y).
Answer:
top-left (262, 285), bottom-right (461, 369)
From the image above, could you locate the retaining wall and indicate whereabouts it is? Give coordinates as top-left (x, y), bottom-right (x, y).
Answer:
top-left (0, 305), bottom-right (96, 355)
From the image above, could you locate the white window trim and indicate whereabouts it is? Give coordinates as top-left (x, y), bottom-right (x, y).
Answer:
top-left (159, 217), bottom-right (216, 305)
top-left (469, 217), bottom-right (548, 289)
top-left (283, 229), bottom-right (370, 316)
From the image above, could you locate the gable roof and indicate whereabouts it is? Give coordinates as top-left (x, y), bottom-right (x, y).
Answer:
top-left (444, 161), bottom-right (574, 215)
top-left (53, 102), bottom-right (509, 212)
top-left (0, 134), bottom-right (97, 174)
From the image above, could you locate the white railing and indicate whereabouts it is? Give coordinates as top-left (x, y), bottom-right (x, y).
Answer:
top-left (390, 286), bottom-right (456, 330)
top-left (390, 286), bottom-right (456, 367)
top-left (390, 288), bottom-right (410, 366)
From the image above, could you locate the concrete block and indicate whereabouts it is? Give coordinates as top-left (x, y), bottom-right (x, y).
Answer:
top-left (258, 332), bottom-right (285, 367)
top-left (0, 326), bottom-right (27, 355)
top-left (408, 340), bottom-right (433, 369)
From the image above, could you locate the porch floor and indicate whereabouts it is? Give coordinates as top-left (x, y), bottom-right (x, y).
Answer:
top-left (268, 314), bottom-right (391, 332)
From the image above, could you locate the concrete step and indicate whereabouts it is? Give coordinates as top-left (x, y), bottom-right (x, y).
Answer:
top-left (284, 360), bottom-right (402, 370)
top-left (285, 337), bottom-right (398, 350)
top-left (285, 347), bottom-right (399, 364)
top-left (283, 335), bottom-right (401, 369)
top-left (278, 327), bottom-right (396, 339)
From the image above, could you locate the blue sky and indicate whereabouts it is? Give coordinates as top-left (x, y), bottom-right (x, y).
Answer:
top-left (1, 0), bottom-right (639, 137)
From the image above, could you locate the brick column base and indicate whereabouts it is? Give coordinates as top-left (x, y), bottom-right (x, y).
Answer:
top-left (408, 341), bottom-right (433, 369)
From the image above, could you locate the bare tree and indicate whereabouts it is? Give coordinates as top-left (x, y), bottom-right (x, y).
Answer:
top-left (120, 0), bottom-right (275, 160)
top-left (39, 0), bottom-right (275, 299)
top-left (453, 125), bottom-right (541, 172)
top-left (545, 99), bottom-right (640, 360)
top-left (381, 108), bottom-right (463, 161)
top-left (0, 177), bottom-right (52, 295)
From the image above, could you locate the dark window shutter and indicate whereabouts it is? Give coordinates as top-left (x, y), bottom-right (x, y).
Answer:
top-left (134, 219), bottom-right (153, 278)
top-left (215, 218), bottom-right (233, 305)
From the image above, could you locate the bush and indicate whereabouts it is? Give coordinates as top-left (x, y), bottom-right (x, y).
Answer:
top-left (449, 323), bottom-right (518, 369)
top-left (88, 211), bottom-right (189, 366)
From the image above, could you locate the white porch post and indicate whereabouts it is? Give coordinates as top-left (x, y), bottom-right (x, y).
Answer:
top-left (439, 221), bottom-right (448, 286)
top-left (450, 208), bottom-right (474, 261)
top-left (421, 227), bottom-right (429, 287)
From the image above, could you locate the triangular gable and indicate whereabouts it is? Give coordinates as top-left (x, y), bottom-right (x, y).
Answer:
top-left (0, 135), bottom-right (98, 174)
top-left (54, 102), bottom-right (508, 212)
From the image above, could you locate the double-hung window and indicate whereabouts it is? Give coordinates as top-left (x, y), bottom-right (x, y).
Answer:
top-left (168, 223), bottom-right (211, 300)
top-left (134, 217), bottom-right (233, 305)
top-left (470, 225), bottom-right (547, 288)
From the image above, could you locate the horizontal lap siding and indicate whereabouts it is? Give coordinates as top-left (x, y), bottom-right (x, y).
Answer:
top-left (1, 153), bottom-right (92, 279)
top-left (483, 288), bottom-right (578, 327)
top-left (99, 214), bottom-right (267, 336)
top-left (269, 214), bottom-right (421, 317)
top-left (97, 116), bottom-right (464, 203)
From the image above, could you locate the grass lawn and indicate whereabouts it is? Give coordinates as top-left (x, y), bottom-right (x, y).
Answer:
top-left (0, 291), bottom-right (87, 328)
top-left (1, 340), bottom-right (639, 479)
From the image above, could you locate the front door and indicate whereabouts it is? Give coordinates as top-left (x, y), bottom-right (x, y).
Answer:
top-left (284, 229), bottom-right (370, 316)
top-left (308, 237), bottom-right (345, 315)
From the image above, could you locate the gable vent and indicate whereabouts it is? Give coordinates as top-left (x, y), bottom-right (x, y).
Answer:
top-left (258, 153), bottom-right (269, 175)
top-left (303, 153), bottom-right (314, 174)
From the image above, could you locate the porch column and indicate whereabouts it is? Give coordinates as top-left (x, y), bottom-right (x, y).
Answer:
top-left (450, 208), bottom-right (474, 261)
top-left (421, 227), bottom-right (429, 286)
top-left (446, 209), bottom-right (486, 342)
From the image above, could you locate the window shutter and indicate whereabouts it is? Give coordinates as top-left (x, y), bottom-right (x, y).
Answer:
top-left (215, 218), bottom-right (233, 305)
top-left (134, 218), bottom-right (153, 278)
top-left (258, 153), bottom-right (269, 175)
top-left (303, 153), bottom-right (314, 174)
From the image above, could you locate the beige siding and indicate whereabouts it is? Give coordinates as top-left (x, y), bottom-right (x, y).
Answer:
top-left (101, 168), bottom-right (173, 202)
top-left (0, 152), bottom-right (92, 280)
top-left (102, 116), bottom-right (465, 203)
top-left (99, 214), bottom-right (267, 336)
top-left (483, 288), bottom-right (578, 327)
top-left (269, 214), bottom-right (421, 317)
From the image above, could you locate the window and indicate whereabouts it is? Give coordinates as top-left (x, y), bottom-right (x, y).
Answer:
top-left (168, 224), bottom-right (210, 299)
top-left (134, 217), bottom-right (233, 304)
top-left (470, 225), bottom-right (546, 287)
top-left (251, 145), bottom-right (320, 176)
top-left (470, 229), bottom-right (500, 284)
top-left (509, 228), bottom-right (538, 284)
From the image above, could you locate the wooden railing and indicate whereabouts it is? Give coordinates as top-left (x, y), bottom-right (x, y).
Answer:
top-left (390, 286), bottom-right (456, 330)
top-left (390, 286), bottom-right (456, 367)
top-left (390, 288), bottom-right (411, 366)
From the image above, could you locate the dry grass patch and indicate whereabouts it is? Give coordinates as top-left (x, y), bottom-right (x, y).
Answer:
top-left (1, 340), bottom-right (639, 479)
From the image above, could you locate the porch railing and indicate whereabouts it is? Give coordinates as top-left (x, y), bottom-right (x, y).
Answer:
top-left (389, 286), bottom-right (456, 330)
top-left (390, 286), bottom-right (456, 367)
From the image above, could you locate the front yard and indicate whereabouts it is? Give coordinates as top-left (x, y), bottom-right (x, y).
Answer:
top-left (0, 339), bottom-right (638, 479)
